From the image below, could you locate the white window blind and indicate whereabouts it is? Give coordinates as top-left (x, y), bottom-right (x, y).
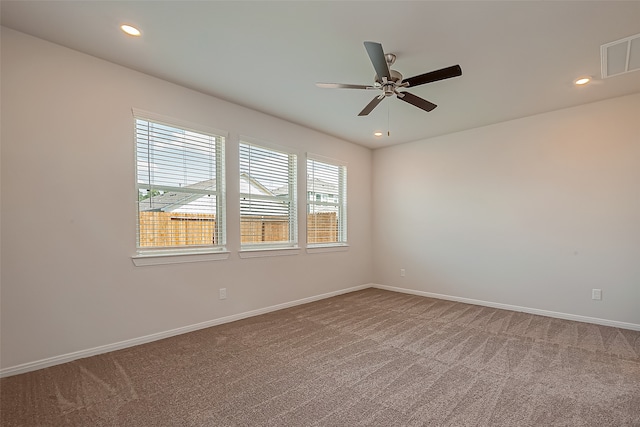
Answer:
top-left (307, 156), bottom-right (347, 245)
top-left (239, 142), bottom-right (297, 247)
top-left (135, 116), bottom-right (225, 251)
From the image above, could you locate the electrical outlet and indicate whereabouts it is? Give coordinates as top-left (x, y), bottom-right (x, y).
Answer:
top-left (219, 288), bottom-right (227, 300)
top-left (591, 289), bottom-right (602, 300)
top-left (400, 269), bottom-right (405, 277)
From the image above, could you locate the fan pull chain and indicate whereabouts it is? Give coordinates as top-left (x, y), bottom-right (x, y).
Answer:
top-left (387, 102), bottom-right (391, 137)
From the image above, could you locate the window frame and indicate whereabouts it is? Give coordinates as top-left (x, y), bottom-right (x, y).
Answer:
top-left (306, 154), bottom-right (348, 250)
top-left (238, 138), bottom-right (298, 252)
top-left (132, 109), bottom-right (228, 265)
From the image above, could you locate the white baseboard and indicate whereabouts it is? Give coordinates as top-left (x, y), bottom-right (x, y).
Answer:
top-left (372, 284), bottom-right (640, 332)
top-left (4, 282), bottom-right (636, 378)
top-left (0, 283), bottom-right (372, 378)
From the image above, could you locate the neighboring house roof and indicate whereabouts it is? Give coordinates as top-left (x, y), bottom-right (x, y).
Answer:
top-left (140, 175), bottom-right (340, 215)
top-left (272, 177), bottom-right (338, 196)
top-left (140, 174), bottom-right (276, 213)
top-left (307, 177), bottom-right (338, 195)
top-left (239, 173), bottom-right (273, 197)
top-left (138, 179), bottom-right (217, 212)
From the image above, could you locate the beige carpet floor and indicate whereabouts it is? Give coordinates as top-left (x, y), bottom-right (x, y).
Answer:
top-left (1, 288), bottom-right (639, 426)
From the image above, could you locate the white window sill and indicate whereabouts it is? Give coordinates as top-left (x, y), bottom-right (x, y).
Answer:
top-left (238, 246), bottom-right (301, 258)
top-left (132, 249), bottom-right (230, 266)
top-left (306, 244), bottom-right (349, 254)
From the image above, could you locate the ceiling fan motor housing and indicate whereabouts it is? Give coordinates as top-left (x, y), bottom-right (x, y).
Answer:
top-left (376, 70), bottom-right (403, 96)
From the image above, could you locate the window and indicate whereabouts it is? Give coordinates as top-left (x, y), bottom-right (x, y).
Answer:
top-left (239, 141), bottom-right (297, 248)
top-left (135, 113), bottom-right (225, 253)
top-left (307, 155), bottom-right (347, 246)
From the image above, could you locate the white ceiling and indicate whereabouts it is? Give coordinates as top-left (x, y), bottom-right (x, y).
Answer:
top-left (2, 1), bottom-right (639, 149)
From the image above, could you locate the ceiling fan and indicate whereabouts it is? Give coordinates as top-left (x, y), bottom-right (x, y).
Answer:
top-left (317, 41), bottom-right (462, 116)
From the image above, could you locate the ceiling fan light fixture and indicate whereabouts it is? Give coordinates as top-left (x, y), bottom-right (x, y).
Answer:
top-left (120, 24), bottom-right (141, 37)
top-left (574, 76), bottom-right (591, 86)
top-left (374, 132), bottom-right (383, 137)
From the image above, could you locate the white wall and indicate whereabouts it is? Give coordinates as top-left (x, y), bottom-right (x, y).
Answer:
top-left (373, 93), bottom-right (640, 325)
top-left (0, 28), bottom-right (373, 371)
top-left (2, 26), bottom-right (639, 374)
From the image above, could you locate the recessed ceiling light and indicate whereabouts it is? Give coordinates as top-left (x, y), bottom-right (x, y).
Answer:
top-left (374, 132), bottom-right (383, 137)
top-left (120, 24), bottom-right (141, 37)
top-left (574, 76), bottom-right (591, 86)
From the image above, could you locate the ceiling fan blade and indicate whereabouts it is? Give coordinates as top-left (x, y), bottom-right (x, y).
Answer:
top-left (316, 82), bottom-right (377, 90)
top-left (403, 65), bottom-right (462, 88)
top-left (364, 41), bottom-right (391, 81)
top-left (397, 91), bottom-right (437, 112)
top-left (358, 95), bottom-right (385, 116)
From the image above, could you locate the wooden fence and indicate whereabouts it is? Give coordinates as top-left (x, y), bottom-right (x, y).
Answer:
top-left (240, 216), bottom-right (290, 244)
top-left (139, 212), bottom-right (217, 247)
top-left (307, 212), bottom-right (340, 244)
top-left (139, 212), bottom-right (338, 247)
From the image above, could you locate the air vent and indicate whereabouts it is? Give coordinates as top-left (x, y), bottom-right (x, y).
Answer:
top-left (601, 33), bottom-right (640, 78)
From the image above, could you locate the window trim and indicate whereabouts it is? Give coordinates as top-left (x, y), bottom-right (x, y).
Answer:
top-left (306, 153), bottom-right (348, 248)
top-left (306, 244), bottom-right (349, 254)
top-left (132, 109), bottom-right (228, 264)
top-left (132, 249), bottom-right (231, 266)
top-left (238, 246), bottom-right (301, 259)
